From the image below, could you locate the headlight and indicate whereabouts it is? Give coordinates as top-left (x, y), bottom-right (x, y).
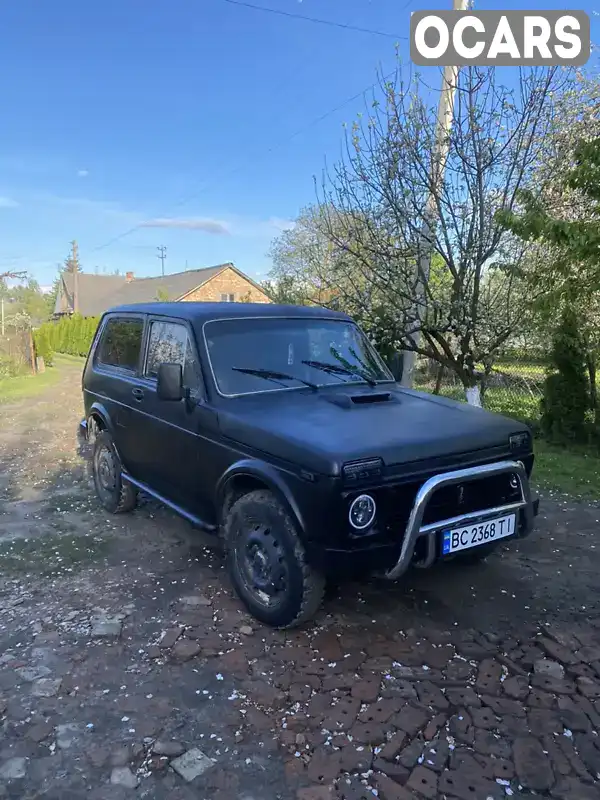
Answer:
top-left (510, 461), bottom-right (525, 489)
top-left (509, 432), bottom-right (531, 452)
top-left (349, 494), bottom-right (376, 530)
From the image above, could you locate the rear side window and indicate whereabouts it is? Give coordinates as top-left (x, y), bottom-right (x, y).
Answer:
top-left (96, 317), bottom-right (144, 372)
top-left (144, 320), bottom-right (200, 388)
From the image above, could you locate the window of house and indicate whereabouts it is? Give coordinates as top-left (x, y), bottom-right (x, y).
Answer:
top-left (144, 320), bottom-right (200, 388)
top-left (220, 293), bottom-right (235, 302)
top-left (96, 317), bottom-right (144, 372)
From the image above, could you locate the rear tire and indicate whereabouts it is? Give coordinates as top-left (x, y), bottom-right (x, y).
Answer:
top-left (92, 431), bottom-right (137, 514)
top-left (224, 490), bottom-right (325, 628)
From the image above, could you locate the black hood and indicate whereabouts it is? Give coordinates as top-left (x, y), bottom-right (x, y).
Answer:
top-left (216, 383), bottom-right (529, 477)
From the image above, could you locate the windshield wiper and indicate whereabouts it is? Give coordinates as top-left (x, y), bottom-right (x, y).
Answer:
top-left (231, 367), bottom-right (319, 391)
top-left (302, 359), bottom-right (377, 388)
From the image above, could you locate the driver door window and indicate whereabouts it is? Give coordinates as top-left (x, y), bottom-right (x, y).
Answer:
top-left (144, 320), bottom-right (201, 392)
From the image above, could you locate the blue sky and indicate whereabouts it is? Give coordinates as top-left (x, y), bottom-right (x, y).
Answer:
top-left (0, 0), bottom-right (598, 287)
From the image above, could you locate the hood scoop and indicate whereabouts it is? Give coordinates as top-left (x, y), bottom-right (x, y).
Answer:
top-left (322, 391), bottom-right (394, 409)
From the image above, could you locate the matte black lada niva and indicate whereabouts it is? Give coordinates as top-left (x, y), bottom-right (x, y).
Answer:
top-left (80, 302), bottom-right (539, 627)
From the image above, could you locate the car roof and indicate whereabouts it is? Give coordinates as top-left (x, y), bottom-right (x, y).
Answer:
top-left (104, 301), bottom-right (353, 323)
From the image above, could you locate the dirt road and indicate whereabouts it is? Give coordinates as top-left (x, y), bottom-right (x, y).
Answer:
top-left (0, 360), bottom-right (599, 799)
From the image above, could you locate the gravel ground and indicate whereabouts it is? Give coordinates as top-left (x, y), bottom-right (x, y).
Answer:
top-left (0, 360), bottom-right (599, 800)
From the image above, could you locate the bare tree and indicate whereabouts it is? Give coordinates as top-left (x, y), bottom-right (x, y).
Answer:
top-left (1, 269), bottom-right (27, 282)
top-left (312, 64), bottom-right (567, 401)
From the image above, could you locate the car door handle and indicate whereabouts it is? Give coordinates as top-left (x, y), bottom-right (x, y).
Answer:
top-left (131, 388), bottom-right (144, 401)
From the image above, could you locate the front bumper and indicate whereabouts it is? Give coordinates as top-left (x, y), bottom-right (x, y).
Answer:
top-left (311, 460), bottom-right (539, 578)
top-left (383, 459), bottom-right (535, 579)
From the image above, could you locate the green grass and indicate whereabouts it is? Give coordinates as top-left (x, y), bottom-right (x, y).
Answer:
top-left (0, 351), bottom-right (85, 403)
top-left (0, 365), bottom-right (61, 403)
top-left (492, 359), bottom-right (546, 379)
top-left (533, 438), bottom-right (600, 500)
top-left (414, 381), bottom-right (542, 426)
top-left (414, 378), bottom-right (600, 499)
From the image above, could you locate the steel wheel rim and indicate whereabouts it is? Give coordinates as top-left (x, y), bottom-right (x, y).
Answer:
top-left (95, 445), bottom-right (118, 499)
top-left (234, 523), bottom-right (288, 609)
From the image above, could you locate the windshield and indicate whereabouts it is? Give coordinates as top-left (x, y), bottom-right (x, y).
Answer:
top-left (204, 317), bottom-right (393, 396)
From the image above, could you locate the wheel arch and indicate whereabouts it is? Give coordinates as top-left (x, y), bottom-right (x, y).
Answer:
top-left (87, 402), bottom-right (113, 437)
top-left (217, 460), bottom-right (306, 533)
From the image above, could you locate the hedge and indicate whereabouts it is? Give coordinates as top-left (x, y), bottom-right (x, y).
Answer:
top-left (34, 314), bottom-right (100, 364)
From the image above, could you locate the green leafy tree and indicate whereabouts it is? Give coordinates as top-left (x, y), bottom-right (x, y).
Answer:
top-left (261, 275), bottom-right (309, 306)
top-left (541, 306), bottom-right (590, 443)
top-left (33, 326), bottom-right (54, 366)
top-left (46, 273), bottom-right (62, 317)
top-left (500, 131), bottom-right (600, 425)
top-left (499, 137), bottom-right (600, 284)
top-left (9, 279), bottom-right (51, 324)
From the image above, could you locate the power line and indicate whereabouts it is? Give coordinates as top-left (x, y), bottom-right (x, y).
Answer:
top-left (91, 67), bottom-right (398, 253)
top-left (219, 0), bottom-right (409, 40)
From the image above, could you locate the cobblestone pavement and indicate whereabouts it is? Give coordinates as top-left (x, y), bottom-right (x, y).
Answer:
top-left (0, 361), bottom-right (600, 799)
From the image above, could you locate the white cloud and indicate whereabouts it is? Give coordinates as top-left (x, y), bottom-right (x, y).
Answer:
top-left (266, 217), bottom-right (295, 233)
top-left (139, 217), bottom-right (230, 235)
top-left (77, 169), bottom-right (89, 178)
top-left (0, 196), bottom-right (18, 208)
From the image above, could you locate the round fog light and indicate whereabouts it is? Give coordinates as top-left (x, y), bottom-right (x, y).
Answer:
top-left (349, 494), bottom-right (376, 530)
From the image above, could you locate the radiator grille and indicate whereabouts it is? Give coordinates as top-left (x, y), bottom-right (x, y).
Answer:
top-left (380, 467), bottom-right (524, 536)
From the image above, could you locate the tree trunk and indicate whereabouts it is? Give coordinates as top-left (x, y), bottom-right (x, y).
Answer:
top-left (465, 385), bottom-right (482, 406)
top-left (434, 364), bottom-right (445, 395)
top-left (586, 351), bottom-right (598, 426)
top-left (463, 370), bottom-right (482, 406)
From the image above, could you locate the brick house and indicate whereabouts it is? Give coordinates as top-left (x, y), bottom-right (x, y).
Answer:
top-left (53, 263), bottom-right (271, 317)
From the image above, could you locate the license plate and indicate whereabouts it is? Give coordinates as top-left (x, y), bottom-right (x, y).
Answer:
top-left (442, 513), bottom-right (516, 555)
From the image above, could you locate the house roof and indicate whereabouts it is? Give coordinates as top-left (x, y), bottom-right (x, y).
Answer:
top-left (55, 273), bottom-right (128, 317)
top-left (56, 263), bottom-right (260, 317)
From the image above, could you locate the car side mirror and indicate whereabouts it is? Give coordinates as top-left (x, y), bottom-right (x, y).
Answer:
top-left (157, 362), bottom-right (184, 401)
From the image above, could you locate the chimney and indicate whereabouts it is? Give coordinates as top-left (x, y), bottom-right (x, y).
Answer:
top-left (125, 271), bottom-right (134, 283)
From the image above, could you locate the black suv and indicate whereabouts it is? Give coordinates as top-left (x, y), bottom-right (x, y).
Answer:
top-left (80, 302), bottom-right (539, 627)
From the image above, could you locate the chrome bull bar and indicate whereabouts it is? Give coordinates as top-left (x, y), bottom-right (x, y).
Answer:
top-left (384, 459), bottom-right (533, 581)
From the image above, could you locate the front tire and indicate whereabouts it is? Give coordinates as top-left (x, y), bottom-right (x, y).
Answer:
top-left (92, 431), bottom-right (137, 514)
top-left (224, 490), bottom-right (325, 628)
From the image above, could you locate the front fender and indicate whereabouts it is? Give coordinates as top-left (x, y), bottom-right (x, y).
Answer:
top-left (216, 459), bottom-right (307, 533)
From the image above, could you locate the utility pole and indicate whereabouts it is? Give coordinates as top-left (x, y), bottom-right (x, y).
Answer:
top-left (71, 240), bottom-right (80, 314)
top-left (1, 296), bottom-right (4, 337)
top-left (401, 0), bottom-right (470, 389)
top-left (157, 246), bottom-right (167, 276)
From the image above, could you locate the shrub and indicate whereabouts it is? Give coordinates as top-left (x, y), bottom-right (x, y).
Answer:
top-left (0, 355), bottom-right (26, 378)
top-left (35, 315), bottom-right (101, 359)
top-left (33, 326), bottom-right (54, 367)
top-left (541, 306), bottom-right (590, 443)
